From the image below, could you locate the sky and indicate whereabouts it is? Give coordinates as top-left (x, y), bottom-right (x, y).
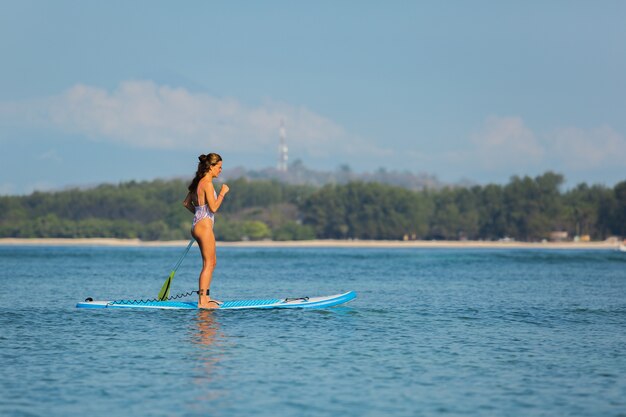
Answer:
top-left (1, 0), bottom-right (625, 194)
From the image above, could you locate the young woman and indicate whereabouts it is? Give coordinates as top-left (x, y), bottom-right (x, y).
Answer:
top-left (183, 153), bottom-right (229, 309)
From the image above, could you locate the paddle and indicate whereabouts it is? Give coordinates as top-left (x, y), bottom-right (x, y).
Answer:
top-left (157, 238), bottom-right (195, 301)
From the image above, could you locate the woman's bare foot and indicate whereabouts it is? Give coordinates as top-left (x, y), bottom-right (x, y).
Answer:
top-left (198, 298), bottom-right (222, 309)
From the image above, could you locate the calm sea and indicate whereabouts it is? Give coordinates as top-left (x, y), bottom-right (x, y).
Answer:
top-left (1, 245), bottom-right (625, 417)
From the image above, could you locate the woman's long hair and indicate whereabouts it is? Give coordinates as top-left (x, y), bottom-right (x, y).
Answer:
top-left (188, 153), bottom-right (222, 192)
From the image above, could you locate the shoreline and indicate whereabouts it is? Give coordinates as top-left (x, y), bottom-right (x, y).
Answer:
top-left (0, 237), bottom-right (620, 250)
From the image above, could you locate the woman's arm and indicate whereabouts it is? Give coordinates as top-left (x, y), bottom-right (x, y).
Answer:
top-left (182, 192), bottom-right (195, 214)
top-left (205, 182), bottom-right (229, 213)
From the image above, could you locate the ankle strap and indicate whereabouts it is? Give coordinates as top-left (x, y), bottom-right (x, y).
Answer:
top-left (198, 289), bottom-right (210, 296)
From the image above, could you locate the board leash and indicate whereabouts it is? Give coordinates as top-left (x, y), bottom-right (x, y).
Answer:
top-left (101, 290), bottom-right (200, 306)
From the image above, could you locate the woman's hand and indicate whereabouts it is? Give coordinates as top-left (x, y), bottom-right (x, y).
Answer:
top-left (219, 184), bottom-right (230, 196)
top-left (183, 192), bottom-right (195, 214)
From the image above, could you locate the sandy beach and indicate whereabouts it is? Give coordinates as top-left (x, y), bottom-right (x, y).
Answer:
top-left (0, 237), bottom-right (620, 250)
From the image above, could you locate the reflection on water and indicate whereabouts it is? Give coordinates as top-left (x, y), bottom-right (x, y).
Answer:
top-left (193, 310), bottom-right (221, 347)
top-left (188, 310), bottom-right (228, 407)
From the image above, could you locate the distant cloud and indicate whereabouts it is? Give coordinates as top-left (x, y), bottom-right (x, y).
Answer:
top-left (1, 80), bottom-right (383, 158)
top-left (37, 149), bottom-right (63, 163)
top-left (0, 181), bottom-right (56, 195)
top-left (453, 116), bottom-right (626, 175)
top-left (545, 125), bottom-right (626, 170)
top-left (469, 116), bottom-right (544, 169)
top-left (0, 182), bottom-right (15, 196)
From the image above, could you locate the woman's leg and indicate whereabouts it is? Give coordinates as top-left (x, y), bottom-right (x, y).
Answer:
top-left (192, 220), bottom-right (218, 309)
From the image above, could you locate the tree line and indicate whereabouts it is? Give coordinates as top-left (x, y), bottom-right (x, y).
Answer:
top-left (303, 173), bottom-right (625, 241)
top-left (0, 172), bottom-right (623, 241)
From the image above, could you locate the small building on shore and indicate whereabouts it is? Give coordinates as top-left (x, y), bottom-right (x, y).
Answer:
top-left (549, 231), bottom-right (568, 242)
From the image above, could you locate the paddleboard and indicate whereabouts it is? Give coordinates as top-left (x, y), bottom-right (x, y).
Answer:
top-left (76, 291), bottom-right (356, 310)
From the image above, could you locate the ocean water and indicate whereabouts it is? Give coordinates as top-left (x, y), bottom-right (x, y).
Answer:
top-left (1, 245), bottom-right (625, 417)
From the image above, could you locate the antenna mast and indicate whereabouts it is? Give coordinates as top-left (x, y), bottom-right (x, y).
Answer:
top-left (277, 119), bottom-right (288, 172)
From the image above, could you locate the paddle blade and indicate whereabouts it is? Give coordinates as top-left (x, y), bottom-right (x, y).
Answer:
top-left (157, 271), bottom-right (175, 301)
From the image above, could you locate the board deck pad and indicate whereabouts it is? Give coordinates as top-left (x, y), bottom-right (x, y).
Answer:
top-left (76, 291), bottom-right (356, 310)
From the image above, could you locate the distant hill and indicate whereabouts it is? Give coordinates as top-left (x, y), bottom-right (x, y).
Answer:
top-left (219, 160), bottom-right (448, 191)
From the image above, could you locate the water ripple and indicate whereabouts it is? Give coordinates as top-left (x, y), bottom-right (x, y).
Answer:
top-left (1, 246), bottom-right (625, 416)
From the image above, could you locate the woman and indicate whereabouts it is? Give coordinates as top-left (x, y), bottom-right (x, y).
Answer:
top-left (183, 153), bottom-right (229, 309)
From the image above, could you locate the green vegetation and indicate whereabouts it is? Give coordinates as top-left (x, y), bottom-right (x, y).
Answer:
top-left (0, 178), bottom-right (317, 241)
top-left (0, 172), bottom-right (624, 241)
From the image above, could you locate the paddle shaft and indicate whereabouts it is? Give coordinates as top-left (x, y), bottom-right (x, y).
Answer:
top-left (157, 238), bottom-right (195, 300)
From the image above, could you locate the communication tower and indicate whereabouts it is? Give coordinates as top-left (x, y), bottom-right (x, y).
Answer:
top-left (277, 119), bottom-right (288, 172)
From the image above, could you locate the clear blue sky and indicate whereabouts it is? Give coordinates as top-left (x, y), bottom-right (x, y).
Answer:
top-left (1, 0), bottom-right (625, 194)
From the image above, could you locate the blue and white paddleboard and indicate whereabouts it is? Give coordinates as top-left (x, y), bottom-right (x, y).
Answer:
top-left (76, 291), bottom-right (356, 310)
